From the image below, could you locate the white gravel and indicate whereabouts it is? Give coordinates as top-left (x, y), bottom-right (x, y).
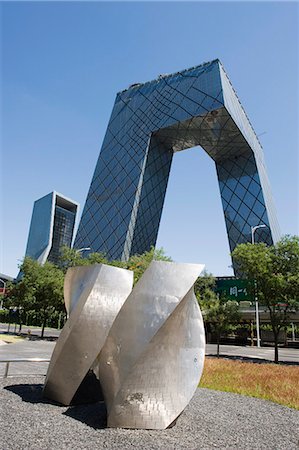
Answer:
top-left (0, 376), bottom-right (298, 450)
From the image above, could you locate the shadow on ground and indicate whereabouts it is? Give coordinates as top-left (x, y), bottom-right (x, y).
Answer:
top-left (63, 402), bottom-right (107, 429)
top-left (5, 383), bottom-right (58, 404)
top-left (26, 335), bottom-right (58, 342)
top-left (4, 383), bottom-right (107, 429)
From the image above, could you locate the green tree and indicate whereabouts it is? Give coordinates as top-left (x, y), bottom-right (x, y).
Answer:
top-left (7, 247), bottom-right (170, 336)
top-left (126, 247), bottom-right (172, 284)
top-left (205, 296), bottom-right (240, 357)
top-left (4, 282), bottom-right (33, 332)
top-left (232, 235), bottom-right (299, 363)
top-left (58, 246), bottom-right (86, 270)
top-left (194, 271), bottom-right (217, 303)
top-left (195, 272), bottom-right (240, 357)
top-left (59, 246), bottom-right (119, 272)
top-left (8, 257), bottom-right (65, 338)
top-left (60, 245), bottom-right (172, 284)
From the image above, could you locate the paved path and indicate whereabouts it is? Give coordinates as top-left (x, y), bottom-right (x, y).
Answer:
top-left (0, 340), bottom-right (54, 376)
top-left (206, 343), bottom-right (299, 364)
top-left (1, 375), bottom-right (298, 450)
top-left (1, 323), bottom-right (298, 365)
top-left (0, 339), bottom-right (298, 378)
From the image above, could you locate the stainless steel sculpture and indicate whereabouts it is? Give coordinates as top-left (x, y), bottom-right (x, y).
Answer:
top-left (93, 261), bottom-right (205, 429)
top-left (43, 264), bottom-right (133, 405)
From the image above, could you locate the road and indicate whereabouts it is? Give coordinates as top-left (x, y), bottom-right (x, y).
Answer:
top-left (206, 343), bottom-right (299, 364)
top-left (0, 340), bottom-right (54, 376)
top-left (0, 338), bottom-right (298, 378)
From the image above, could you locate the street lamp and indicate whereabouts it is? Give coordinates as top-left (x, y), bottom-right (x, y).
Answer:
top-left (251, 224), bottom-right (266, 244)
top-left (251, 224), bottom-right (267, 348)
top-left (76, 247), bottom-right (91, 254)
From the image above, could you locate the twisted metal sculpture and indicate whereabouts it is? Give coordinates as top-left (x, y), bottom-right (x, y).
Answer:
top-left (93, 261), bottom-right (205, 429)
top-left (43, 264), bottom-right (133, 405)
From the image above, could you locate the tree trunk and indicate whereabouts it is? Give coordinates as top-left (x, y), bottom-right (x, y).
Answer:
top-left (217, 332), bottom-right (220, 357)
top-left (18, 310), bottom-right (23, 333)
top-left (41, 314), bottom-right (47, 339)
top-left (58, 312), bottom-right (63, 330)
top-left (268, 307), bottom-right (279, 364)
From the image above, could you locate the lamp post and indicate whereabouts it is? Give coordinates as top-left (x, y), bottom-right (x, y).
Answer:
top-left (0, 278), bottom-right (6, 310)
top-left (251, 224), bottom-right (267, 245)
top-left (75, 247), bottom-right (91, 254)
top-left (251, 224), bottom-right (267, 348)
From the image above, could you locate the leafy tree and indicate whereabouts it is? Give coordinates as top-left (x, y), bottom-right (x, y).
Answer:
top-left (86, 252), bottom-right (109, 265)
top-left (205, 296), bottom-right (240, 357)
top-left (126, 247), bottom-right (172, 284)
top-left (194, 271), bottom-right (217, 303)
top-left (59, 246), bottom-right (123, 272)
top-left (35, 262), bottom-right (65, 337)
top-left (7, 257), bottom-right (65, 337)
top-left (60, 245), bottom-right (172, 285)
top-left (9, 247), bottom-right (172, 335)
top-left (5, 265), bottom-right (37, 332)
top-left (58, 246), bottom-right (86, 270)
top-left (232, 235), bottom-right (299, 363)
top-left (195, 272), bottom-right (240, 357)
top-left (59, 246), bottom-right (108, 271)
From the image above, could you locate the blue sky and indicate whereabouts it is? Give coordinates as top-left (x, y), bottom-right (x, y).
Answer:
top-left (1, 1), bottom-right (298, 277)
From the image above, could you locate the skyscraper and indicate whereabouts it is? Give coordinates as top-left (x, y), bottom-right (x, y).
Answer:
top-left (74, 59), bottom-right (280, 273)
top-left (25, 191), bottom-right (79, 265)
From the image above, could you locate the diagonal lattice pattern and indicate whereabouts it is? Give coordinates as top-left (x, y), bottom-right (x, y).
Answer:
top-left (74, 60), bottom-right (280, 273)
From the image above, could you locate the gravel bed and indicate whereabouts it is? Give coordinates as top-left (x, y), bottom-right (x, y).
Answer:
top-left (0, 376), bottom-right (298, 450)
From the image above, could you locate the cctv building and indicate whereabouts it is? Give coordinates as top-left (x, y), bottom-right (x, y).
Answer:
top-left (25, 192), bottom-right (79, 266)
top-left (74, 59), bottom-right (280, 273)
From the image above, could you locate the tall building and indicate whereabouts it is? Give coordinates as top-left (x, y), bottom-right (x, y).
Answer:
top-left (25, 192), bottom-right (79, 265)
top-left (74, 59), bottom-right (280, 274)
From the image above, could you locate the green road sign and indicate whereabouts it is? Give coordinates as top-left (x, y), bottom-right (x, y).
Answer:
top-left (216, 279), bottom-right (253, 301)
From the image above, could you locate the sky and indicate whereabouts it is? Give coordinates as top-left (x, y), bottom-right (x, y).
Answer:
top-left (1, 1), bottom-right (298, 278)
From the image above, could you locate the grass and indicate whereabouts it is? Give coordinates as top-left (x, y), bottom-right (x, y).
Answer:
top-left (0, 333), bottom-right (24, 344)
top-left (199, 357), bottom-right (299, 410)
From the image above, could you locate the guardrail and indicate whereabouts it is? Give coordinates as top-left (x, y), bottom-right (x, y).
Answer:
top-left (0, 358), bottom-right (50, 378)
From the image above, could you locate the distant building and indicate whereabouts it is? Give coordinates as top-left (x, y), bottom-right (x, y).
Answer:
top-left (0, 273), bottom-right (14, 284)
top-left (25, 192), bottom-right (79, 266)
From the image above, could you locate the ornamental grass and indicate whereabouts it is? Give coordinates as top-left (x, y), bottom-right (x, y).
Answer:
top-left (200, 357), bottom-right (299, 410)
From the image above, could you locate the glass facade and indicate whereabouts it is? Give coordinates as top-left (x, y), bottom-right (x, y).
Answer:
top-left (74, 59), bottom-right (280, 274)
top-left (47, 205), bottom-right (76, 264)
top-left (25, 192), bottom-right (78, 265)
